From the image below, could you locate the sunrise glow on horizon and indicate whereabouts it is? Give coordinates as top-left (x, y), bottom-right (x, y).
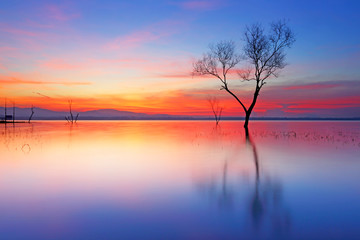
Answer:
top-left (1, 0), bottom-right (359, 118)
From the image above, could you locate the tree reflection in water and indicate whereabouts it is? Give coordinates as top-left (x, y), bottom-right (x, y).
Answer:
top-left (197, 132), bottom-right (291, 237)
top-left (247, 136), bottom-right (291, 234)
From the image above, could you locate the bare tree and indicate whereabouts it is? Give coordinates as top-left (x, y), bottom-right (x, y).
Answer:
top-left (12, 102), bottom-right (15, 124)
top-left (208, 96), bottom-right (223, 125)
top-left (4, 98), bottom-right (7, 124)
top-left (65, 100), bottom-right (79, 123)
top-left (193, 20), bottom-right (295, 136)
top-left (28, 105), bottom-right (35, 123)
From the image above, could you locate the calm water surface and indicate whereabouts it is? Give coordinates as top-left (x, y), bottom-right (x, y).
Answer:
top-left (0, 121), bottom-right (359, 239)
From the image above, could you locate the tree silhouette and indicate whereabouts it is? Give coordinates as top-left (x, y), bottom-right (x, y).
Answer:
top-left (28, 105), bottom-right (35, 123)
top-left (208, 96), bottom-right (223, 126)
top-left (193, 20), bottom-right (295, 136)
top-left (12, 101), bottom-right (15, 124)
top-left (65, 100), bottom-right (79, 123)
top-left (4, 98), bottom-right (7, 124)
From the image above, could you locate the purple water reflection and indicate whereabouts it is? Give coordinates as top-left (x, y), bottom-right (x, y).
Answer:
top-left (0, 121), bottom-right (359, 239)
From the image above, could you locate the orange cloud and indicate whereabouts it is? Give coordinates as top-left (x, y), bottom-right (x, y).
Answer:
top-left (0, 77), bottom-right (91, 86)
top-left (157, 73), bottom-right (193, 79)
top-left (40, 59), bottom-right (83, 70)
top-left (2, 77), bottom-right (360, 118)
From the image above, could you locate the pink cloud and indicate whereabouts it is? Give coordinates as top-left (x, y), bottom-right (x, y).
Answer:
top-left (45, 5), bottom-right (80, 22)
top-left (283, 83), bottom-right (340, 90)
top-left (105, 31), bottom-right (162, 50)
top-left (0, 63), bottom-right (6, 70)
top-left (0, 46), bottom-right (18, 52)
top-left (288, 96), bottom-right (360, 109)
top-left (180, 0), bottom-right (223, 10)
top-left (25, 20), bottom-right (54, 29)
top-left (40, 59), bottom-right (82, 70)
top-left (0, 24), bottom-right (40, 37)
top-left (104, 20), bottom-right (183, 51)
top-left (0, 24), bottom-right (52, 51)
top-left (90, 58), bottom-right (148, 64)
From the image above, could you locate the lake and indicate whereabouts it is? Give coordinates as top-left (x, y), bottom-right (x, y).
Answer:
top-left (0, 121), bottom-right (359, 239)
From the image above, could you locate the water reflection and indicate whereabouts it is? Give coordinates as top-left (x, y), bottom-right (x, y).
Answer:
top-left (1, 122), bottom-right (37, 154)
top-left (249, 136), bottom-right (291, 234)
top-left (0, 121), bottom-right (359, 239)
top-left (248, 136), bottom-right (262, 228)
top-left (197, 132), bottom-right (292, 238)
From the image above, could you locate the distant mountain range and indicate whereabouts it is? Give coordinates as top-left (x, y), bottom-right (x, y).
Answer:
top-left (0, 107), bottom-right (359, 121)
top-left (0, 107), bottom-right (194, 120)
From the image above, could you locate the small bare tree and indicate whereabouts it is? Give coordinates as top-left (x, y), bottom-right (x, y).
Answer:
top-left (65, 100), bottom-right (79, 123)
top-left (194, 20), bottom-right (295, 136)
top-left (1, 98), bottom-right (6, 123)
top-left (28, 105), bottom-right (35, 123)
top-left (208, 96), bottom-right (223, 125)
top-left (4, 98), bottom-right (6, 118)
top-left (12, 101), bottom-right (15, 124)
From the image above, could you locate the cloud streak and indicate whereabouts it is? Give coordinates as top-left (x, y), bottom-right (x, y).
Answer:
top-left (283, 83), bottom-right (340, 90)
top-left (44, 4), bottom-right (80, 22)
top-left (105, 31), bottom-right (162, 50)
top-left (0, 24), bottom-right (41, 37)
top-left (0, 77), bottom-right (91, 86)
top-left (40, 59), bottom-right (82, 70)
top-left (179, 0), bottom-right (224, 10)
top-left (104, 19), bottom-right (184, 50)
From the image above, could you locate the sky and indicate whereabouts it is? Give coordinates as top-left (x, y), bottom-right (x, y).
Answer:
top-left (0, 0), bottom-right (359, 118)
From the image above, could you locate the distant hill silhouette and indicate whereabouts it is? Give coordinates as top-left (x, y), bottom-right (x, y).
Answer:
top-left (0, 107), bottom-right (359, 121)
top-left (0, 107), bottom-right (193, 120)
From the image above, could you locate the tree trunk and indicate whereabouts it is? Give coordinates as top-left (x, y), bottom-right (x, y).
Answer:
top-left (244, 111), bottom-right (250, 137)
top-left (28, 112), bottom-right (34, 123)
top-left (244, 86), bottom-right (260, 137)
